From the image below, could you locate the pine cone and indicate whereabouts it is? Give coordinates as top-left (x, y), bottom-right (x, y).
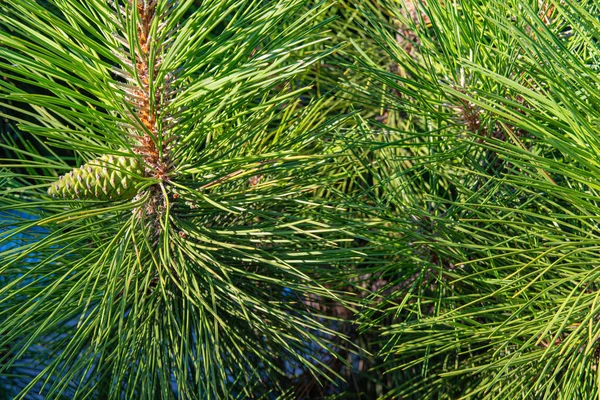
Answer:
top-left (48, 153), bottom-right (144, 200)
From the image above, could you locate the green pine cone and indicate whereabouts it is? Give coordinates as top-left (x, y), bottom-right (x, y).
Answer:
top-left (48, 153), bottom-right (144, 200)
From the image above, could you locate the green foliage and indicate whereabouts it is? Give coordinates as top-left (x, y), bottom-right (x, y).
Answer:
top-left (6, 0), bottom-right (600, 398)
top-left (0, 0), bottom-right (366, 398)
top-left (348, 0), bottom-right (600, 398)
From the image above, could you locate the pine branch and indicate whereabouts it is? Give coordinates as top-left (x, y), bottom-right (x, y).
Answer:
top-left (0, 0), bottom-right (368, 398)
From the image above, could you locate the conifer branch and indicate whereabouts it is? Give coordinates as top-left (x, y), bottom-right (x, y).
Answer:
top-left (111, 0), bottom-right (180, 224)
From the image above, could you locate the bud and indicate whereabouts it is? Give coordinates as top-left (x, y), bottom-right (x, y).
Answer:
top-left (48, 153), bottom-right (144, 200)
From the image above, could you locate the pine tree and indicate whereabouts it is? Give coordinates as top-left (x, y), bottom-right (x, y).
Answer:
top-left (350, 0), bottom-right (600, 398)
top-left (6, 0), bottom-right (600, 398)
top-left (0, 0), bottom-right (367, 397)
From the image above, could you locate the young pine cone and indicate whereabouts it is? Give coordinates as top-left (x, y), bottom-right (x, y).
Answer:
top-left (48, 153), bottom-right (144, 200)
